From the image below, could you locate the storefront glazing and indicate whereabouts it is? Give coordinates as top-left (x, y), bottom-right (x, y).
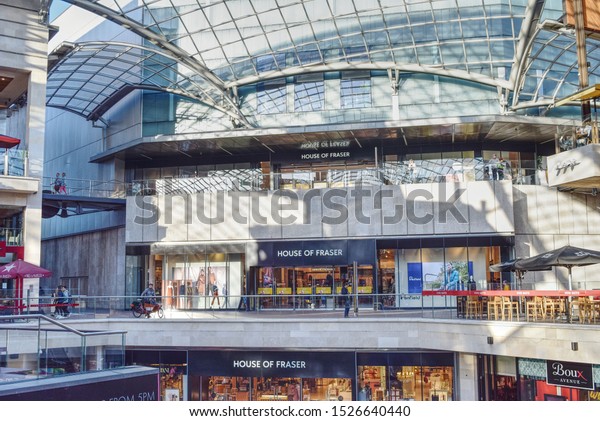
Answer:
top-left (134, 237), bottom-right (513, 311)
top-left (128, 349), bottom-right (455, 401)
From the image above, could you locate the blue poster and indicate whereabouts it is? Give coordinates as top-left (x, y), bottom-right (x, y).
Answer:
top-left (407, 263), bottom-right (423, 293)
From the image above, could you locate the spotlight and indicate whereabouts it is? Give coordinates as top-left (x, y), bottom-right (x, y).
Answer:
top-left (487, 336), bottom-right (494, 345)
top-left (571, 342), bottom-right (578, 351)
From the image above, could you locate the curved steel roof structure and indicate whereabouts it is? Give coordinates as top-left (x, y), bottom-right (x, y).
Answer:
top-left (48, 0), bottom-right (600, 125)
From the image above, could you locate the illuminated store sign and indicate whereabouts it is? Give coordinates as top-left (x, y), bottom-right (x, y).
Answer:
top-left (546, 360), bottom-right (594, 390)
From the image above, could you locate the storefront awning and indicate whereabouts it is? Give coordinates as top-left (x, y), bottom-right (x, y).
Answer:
top-left (0, 134), bottom-right (20, 149)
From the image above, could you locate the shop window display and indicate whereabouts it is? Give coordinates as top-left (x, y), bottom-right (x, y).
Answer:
top-left (255, 265), bottom-right (373, 310)
top-left (161, 366), bottom-right (185, 401)
top-left (359, 365), bottom-right (454, 401)
top-left (359, 366), bottom-right (387, 400)
top-left (203, 376), bottom-right (352, 401)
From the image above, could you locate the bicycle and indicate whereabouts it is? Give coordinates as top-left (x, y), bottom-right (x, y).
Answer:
top-left (131, 298), bottom-right (164, 318)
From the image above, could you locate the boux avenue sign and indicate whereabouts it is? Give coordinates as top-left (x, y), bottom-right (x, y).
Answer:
top-left (546, 360), bottom-right (594, 390)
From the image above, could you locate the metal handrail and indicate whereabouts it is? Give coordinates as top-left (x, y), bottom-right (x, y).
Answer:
top-left (2, 292), bottom-right (587, 323)
top-left (0, 313), bottom-right (127, 385)
top-left (0, 313), bottom-right (127, 337)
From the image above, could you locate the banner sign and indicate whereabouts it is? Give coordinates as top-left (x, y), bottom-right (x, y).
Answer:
top-left (422, 290), bottom-right (600, 297)
top-left (407, 263), bottom-right (422, 293)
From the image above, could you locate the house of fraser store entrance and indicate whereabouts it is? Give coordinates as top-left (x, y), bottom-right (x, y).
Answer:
top-left (249, 240), bottom-right (376, 310)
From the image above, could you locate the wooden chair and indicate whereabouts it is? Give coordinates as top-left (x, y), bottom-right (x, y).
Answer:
top-left (500, 297), bottom-right (520, 321)
top-left (576, 297), bottom-right (596, 324)
top-left (525, 297), bottom-right (545, 322)
top-left (545, 297), bottom-right (567, 321)
top-left (487, 296), bottom-right (503, 320)
top-left (465, 296), bottom-right (483, 319)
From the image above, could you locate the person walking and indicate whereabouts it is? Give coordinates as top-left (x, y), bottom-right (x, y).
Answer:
top-left (408, 159), bottom-right (417, 182)
top-left (488, 154), bottom-right (499, 181)
top-left (53, 172), bottom-right (62, 193)
top-left (60, 285), bottom-right (71, 318)
top-left (58, 172), bottom-right (67, 194)
top-left (210, 282), bottom-right (220, 308)
top-left (341, 282), bottom-right (351, 318)
top-left (52, 286), bottom-right (62, 318)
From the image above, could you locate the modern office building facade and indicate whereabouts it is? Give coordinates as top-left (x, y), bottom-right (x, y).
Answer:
top-left (34, 0), bottom-right (600, 401)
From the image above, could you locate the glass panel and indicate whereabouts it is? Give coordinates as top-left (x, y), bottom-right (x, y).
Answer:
top-left (358, 366), bottom-right (387, 401)
top-left (208, 253), bottom-right (228, 309)
top-left (421, 366), bottom-right (454, 401)
top-left (275, 268), bottom-right (294, 309)
top-left (257, 82), bottom-right (287, 114)
top-left (340, 78), bottom-right (371, 109)
top-left (258, 267), bottom-right (275, 308)
top-left (294, 81), bottom-right (324, 112)
top-left (348, 264), bottom-right (373, 307)
top-left (378, 249), bottom-right (396, 308)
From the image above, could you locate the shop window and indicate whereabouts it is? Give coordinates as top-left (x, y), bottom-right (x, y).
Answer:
top-left (358, 366), bottom-right (387, 400)
top-left (203, 376), bottom-right (352, 401)
top-left (358, 364), bottom-right (454, 401)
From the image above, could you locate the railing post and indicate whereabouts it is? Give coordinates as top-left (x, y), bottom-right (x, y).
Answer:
top-left (3, 153), bottom-right (7, 176)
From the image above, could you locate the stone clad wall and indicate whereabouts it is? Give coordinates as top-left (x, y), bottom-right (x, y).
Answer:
top-left (514, 185), bottom-right (600, 290)
top-left (126, 181), bottom-right (515, 243)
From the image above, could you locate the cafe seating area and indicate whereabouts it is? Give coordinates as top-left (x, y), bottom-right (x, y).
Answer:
top-left (450, 292), bottom-right (600, 324)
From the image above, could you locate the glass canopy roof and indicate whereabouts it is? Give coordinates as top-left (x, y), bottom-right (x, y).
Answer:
top-left (48, 0), bottom-right (600, 124)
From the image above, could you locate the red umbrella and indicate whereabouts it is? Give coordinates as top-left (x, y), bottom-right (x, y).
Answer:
top-left (0, 260), bottom-right (52, 313)
top-left (0, 134), bottom-right (20, 149)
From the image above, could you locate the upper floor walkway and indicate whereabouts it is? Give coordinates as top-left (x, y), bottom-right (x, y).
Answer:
top-left (42, 155), bottom-right (544, 201)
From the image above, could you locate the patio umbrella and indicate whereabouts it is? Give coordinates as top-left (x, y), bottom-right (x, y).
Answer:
top-left (0, 259), bottom-right (52, 313)
top-left (490, 258), bottom-right (523, 273)
top-left (489, 258), bottom-right (550, 289)
top-left (515, 245), bottom-right (600, 291)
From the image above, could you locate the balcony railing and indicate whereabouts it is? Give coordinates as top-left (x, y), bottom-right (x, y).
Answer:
top-left (3, 292), bottom-right (597, 325)
top-left (42, 158), bottom-right (541, 199)
top-left (42, 176), bottom-right (126, 198)
top-left (128, 161), bottom-right (540, 196)
top-left (0, 314), bottom-right (126, 385)
top-left (0, 227), bottom-right (22, 246)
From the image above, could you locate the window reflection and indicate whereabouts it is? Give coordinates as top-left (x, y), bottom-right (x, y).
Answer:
top-left (340, 78), bottom-right (371, 109)
top-left (294, 81), bottom-right (324, 112)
